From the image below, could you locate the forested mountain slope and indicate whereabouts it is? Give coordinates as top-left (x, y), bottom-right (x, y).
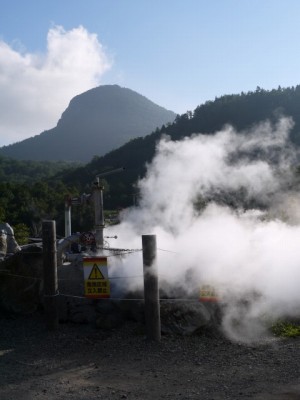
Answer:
top-left (59, 86), bottom-right (300, 208)
top-left (2, 85), bottom-right (300, 235)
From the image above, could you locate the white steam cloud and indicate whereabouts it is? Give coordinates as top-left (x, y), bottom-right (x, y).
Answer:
top-left (0, 25), bottom-right (111, 146)
top-left (107, 117), bottom-right (300, 342)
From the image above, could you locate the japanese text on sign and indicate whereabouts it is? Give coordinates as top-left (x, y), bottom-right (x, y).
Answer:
top-left (83, 257), bottom-right (110, 298)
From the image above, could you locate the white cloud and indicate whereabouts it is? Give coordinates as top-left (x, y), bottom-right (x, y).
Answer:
top-left (0, 25), bottom-right (112, 146)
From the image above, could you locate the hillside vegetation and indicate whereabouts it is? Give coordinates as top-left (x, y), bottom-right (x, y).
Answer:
top-left (2, 85), bottom-right (300, 236)
top-left (59, 86), bottom-right (300, 208)
top-left (0, 156), bottom-right (80, 183)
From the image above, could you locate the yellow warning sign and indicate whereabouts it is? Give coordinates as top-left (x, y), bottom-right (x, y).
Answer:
top-left (83, 257), bottom-right (110, 298)
top-left (199, 284), bottom-right (218, 302)
top-left (88, 264), bottom-right (104, 280)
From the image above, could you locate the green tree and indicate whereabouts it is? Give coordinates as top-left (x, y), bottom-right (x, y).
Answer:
top-left (14, 223), bottom-right (30, 245)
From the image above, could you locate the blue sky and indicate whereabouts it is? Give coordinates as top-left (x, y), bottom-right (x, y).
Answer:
top-left (1, 0), bottom-right (300, 146)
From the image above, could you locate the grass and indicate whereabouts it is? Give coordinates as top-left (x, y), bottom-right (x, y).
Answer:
top-left (271, 321), bottom-right (300, 338)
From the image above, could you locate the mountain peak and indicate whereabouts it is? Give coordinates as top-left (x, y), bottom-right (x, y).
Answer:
top-left (0, 85), bottom-right (176, 162)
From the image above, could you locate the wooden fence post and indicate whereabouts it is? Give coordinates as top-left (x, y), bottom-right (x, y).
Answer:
top-left (42, 220), bottom-right (59, 330)
top-left (142, 234), bottom-right (161, 341)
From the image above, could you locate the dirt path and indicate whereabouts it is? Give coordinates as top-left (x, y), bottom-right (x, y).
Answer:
top-left (0, 313), bottom-right (300, 400)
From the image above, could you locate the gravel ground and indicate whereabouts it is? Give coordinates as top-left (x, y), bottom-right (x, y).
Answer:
top-left (0, 313), bottom-right (300, 400)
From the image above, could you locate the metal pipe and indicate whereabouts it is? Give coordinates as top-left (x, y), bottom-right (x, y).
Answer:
top-left (93, 177), bottom-right (104, 248)
top-left (96, 167), bottom-right (125, 178)
top-left (64, 197), bottom-right (72, 238)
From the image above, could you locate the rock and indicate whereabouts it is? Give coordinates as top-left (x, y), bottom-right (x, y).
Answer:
top-left (160, 301), bottom-right (219, 335)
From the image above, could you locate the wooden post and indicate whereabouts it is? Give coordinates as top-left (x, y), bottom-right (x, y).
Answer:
top-left (142, 234), bottom-right (161, 341)
top-left (42, 220), bottom-right (59, 330)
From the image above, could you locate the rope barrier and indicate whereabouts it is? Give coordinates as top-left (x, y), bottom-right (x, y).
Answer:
top-left (0, 270), bottom-right (144, 281)
top-left (0, 269), bottom-right (181, 282)
top-left (44, 290), bottom-right (60, 298)
top-left (56, 275), bottom-right (143, 282)
top-left (58, 293), bottom-right (199, 302)
top-left (159, 298), bottom-right (200, 302)
top-left (59, 293), bottom-right (145, 301)
top-left (106, 275), bottom-right (143, 280)
top-left (106, 250), bottom-right (142, 257)
top-left (0, 251), bottom-right (42, 256)
top-left (55, 277), bottom-right (83, 282)
top-left (157, 248), bottom-right (179, 254)
top-left (0, 271), bottom-right (201, 302)
top-left (0, 271), bottom-right (42, 280)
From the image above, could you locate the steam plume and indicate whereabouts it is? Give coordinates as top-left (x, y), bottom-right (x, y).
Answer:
top-left (108, 116), bottom-right (300, 342)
